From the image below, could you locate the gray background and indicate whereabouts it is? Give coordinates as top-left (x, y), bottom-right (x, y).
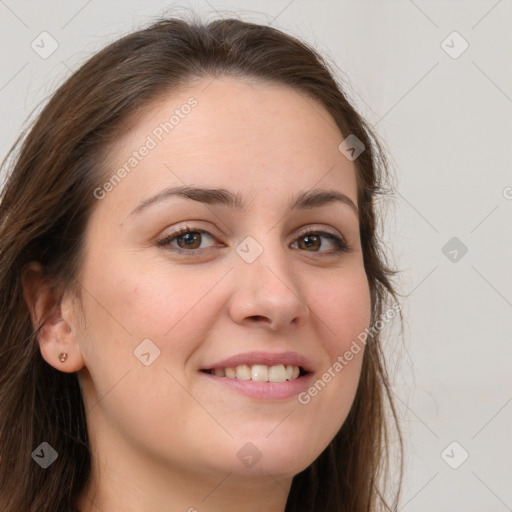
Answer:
top-left (1, 1), bottom-right (511, 510)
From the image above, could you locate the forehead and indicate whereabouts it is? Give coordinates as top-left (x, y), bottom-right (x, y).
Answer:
top-left (99, 76), bottom-right (358, 214)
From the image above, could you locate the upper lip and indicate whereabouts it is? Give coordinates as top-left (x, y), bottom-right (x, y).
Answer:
top-left (201, 351), bottom-right (313, 373)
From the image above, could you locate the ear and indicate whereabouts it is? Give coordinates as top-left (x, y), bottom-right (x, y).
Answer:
top-left (22, 262), bottom-right (85, 373)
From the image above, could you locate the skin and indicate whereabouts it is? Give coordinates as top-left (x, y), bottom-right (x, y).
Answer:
top-left (23, 76), bottom-right (371, 512)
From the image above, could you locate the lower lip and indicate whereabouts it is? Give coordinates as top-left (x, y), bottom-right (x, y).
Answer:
top-left (199, 371), bottom-right (314, 400)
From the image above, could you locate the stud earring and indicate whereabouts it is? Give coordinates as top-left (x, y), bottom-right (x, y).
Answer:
top-left (59, 352), bottom-right (68, 363)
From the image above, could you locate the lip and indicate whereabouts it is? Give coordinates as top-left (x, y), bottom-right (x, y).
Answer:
top-left (199, 351), bottom-right (314, 401)
top-left (199, 370), bottom-right (314, 400)
top-left (200, 351), bottom-right (314, 373)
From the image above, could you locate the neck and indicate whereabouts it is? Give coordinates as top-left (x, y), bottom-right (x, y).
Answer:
top-left (76, 448), bottom-right (292, 512)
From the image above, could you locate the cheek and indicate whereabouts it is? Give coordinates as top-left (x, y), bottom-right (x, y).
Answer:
top-left (298, 268), bottom-right (370, 439)
top-left (78, 251), bottom-right (226, 371)
top-left (313, 267), bottom-right (371, 356)
top-left (75, 256), bottom-right (212, 439)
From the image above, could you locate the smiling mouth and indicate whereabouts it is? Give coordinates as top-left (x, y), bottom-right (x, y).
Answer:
top-left (201, 364), bottom-right (308, 383)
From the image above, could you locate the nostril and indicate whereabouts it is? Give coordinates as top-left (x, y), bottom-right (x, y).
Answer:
top-left (249, 315), bottom-right (268, 322)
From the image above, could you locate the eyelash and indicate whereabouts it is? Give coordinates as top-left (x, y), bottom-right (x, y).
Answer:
top-left (156, 225), bottom-right (350, 256)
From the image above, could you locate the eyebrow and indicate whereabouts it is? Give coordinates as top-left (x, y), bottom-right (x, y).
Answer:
top-left (129, 185), bottom-right (359, 217)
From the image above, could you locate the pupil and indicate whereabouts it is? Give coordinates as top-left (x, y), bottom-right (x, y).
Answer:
top-left (179, 232), bottom-right (199, 248)
top-left (304, 235), bottom-right (319, 249)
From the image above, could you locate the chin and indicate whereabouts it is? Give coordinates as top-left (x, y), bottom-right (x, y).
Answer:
top-left (220, 429), bottom-right (325, 479)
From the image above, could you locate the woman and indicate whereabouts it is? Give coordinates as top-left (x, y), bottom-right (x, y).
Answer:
top-left (0, 15), bottom-right (403, 512)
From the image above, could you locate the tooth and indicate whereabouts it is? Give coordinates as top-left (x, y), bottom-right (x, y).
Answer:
top-left (214, 368), bottom-right (225, 377)
top-left (225, 367), bottom-right (236, 378)
top-left (286, 365), bottom-right (294, 379)
top-left (291, 366), bottom-right (300, 379)
top-left (268, 364), bottom-right (287, 383)
top-left (251, 364), bottom-right (269, 381)
top-left (236, 364), bottom-right (251, 380)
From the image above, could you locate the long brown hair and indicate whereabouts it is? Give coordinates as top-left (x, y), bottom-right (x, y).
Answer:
top-left (0, 14), bottom-right (403, 512)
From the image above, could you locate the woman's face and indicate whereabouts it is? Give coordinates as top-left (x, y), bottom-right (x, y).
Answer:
top-left (73, 76), bottom-right (371, 485)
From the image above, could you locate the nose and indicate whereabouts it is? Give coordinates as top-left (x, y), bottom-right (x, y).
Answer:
top-left (228, 238), bottom-right (310, 331)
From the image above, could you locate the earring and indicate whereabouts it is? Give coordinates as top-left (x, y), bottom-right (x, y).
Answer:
top-left (59, 352), bottom-right (68, 363)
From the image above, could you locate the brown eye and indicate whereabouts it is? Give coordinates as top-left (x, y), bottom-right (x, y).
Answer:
top-left (176, 231), bottom-right (202, 249)
top-left (157, 227), bottom-right (217, 252)
top-left (292, 230), bottom-right (348, 254)
top-left (297, 233), bottom-right (321, 251)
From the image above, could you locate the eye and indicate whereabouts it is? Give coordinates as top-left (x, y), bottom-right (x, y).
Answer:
top-left (156, 226), bottom-right (218, 252)
top-left (291, 228), bottom-right (349, 255)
